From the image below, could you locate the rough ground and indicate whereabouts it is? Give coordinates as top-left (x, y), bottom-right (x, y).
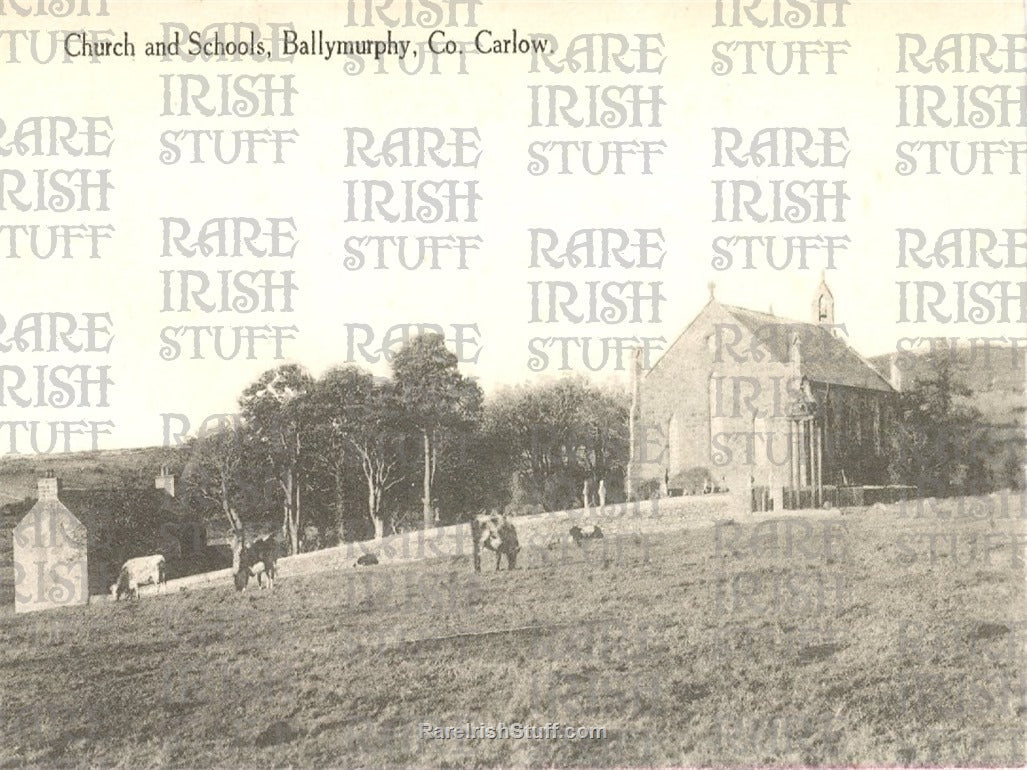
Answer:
top-left (0, 493), bottom-right (1024, 768)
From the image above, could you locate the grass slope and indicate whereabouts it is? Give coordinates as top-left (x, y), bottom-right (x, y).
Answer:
top-left (0, 447), bottom-right (182, 503)
top-left (0, 493), bottom-right (1024, 768)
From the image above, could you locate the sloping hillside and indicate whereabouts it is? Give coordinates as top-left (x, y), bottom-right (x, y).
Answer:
top-left (0, 494), bottom-right (1023, 767)
top-left (0, 446), bottom-right (185, 503)
top-left (0, 446), bottom-right (213, 609)
top-left (870, 341), bottom-right (1025, 416)
top-left (870, 342), bottom-right (1026, 487)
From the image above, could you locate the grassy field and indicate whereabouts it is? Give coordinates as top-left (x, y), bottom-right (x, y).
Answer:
top-left (0, 493), bottom-right (1024, 768)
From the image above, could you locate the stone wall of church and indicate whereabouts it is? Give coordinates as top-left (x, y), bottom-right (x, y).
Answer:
top-left (633, 302), bottom-right (898, 499)
top-left (634, 303), bottom-right (796, 497)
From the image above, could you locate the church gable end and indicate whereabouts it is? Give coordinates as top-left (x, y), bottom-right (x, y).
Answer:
top-left (631, 279), bottom-right (900, 509)
top-left (635, 301), bottom-right (795, 494)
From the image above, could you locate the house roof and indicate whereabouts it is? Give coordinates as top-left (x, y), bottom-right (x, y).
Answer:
top-left (719, 303), bottom-right (895, 393)
top-left (8, 487), bottom-right (203, 546)
top-left (57, 487), bottom-right (196, 519)
top-left (15, 499), bottom-right (87, 538)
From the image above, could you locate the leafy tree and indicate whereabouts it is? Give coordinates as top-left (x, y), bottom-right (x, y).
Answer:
top-left (309, 366), bottom-right (412, 540)
top-left (391, 334), bottom-right (483, 529)
top-left (432, 427), bottom-right (513, 523)
top-left (1002, 452), bottom-right (1025, 491)
top-left (577, 383), bottom-right (630, 504)
top-left (350, 380), bottom-right (412, 539)
top-left (486, 377), bottom-right (629, 511)
top-left (239, 364), bottom-right (315, 555)
top-left (84, 487), bottom-right (206, 589)
top-left (179, 420), bottom-right (254, 537)
top-left (306, 366), bottom-right (371, 542)
top-left (889, 361), bottom-right (992, 497)
top-left (486, 381), bottom-right (574, 511)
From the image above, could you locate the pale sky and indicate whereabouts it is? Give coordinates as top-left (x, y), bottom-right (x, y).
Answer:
top-left (1, 0), bottom-right (1024, 451)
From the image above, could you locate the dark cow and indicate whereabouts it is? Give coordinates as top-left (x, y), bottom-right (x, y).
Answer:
top-left (234, 536), bottom-right (277, 591)
top-left (471, 512), bottom-right (519, 572)
top-left (569, 524), bottom-right (604, 546)
top-left (355, 553), bottom-right (379, 566)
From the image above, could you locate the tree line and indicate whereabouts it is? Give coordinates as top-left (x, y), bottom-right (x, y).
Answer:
top-left (174, 333), bottom-right (1016, 557)
top-left (177, 333), bottom-right (630, 555)
top-left (888, 360), bottom-right (1023, 498)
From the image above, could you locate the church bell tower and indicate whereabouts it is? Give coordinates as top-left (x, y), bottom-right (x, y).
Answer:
top-left (812, 271), bottom-right (835, 327)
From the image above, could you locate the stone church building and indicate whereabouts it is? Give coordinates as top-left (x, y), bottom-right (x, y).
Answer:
top-left (628, 276), bottom-right (901, 510)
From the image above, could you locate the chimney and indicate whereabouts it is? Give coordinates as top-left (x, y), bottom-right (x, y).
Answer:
top-left (889, 353), bottom-right (904, 392)
top-left (37, 471), bottom-right (61, 502)
top-left (155, 465), bottom-right (176, 497)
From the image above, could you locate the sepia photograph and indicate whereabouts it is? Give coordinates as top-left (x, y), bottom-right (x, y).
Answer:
top-left (0, 1), bottom-right (1025, 767)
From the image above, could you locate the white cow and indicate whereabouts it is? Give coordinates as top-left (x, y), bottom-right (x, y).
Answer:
top-left (110, 554), bottom-right (166, 601)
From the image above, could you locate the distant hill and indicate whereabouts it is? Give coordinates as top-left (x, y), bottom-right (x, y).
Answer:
top-left (0, 343), bottom-right (1022, 507)
top-left (0, 446), bottom-right (186, 504)
top-left (869, 341), bottom-right (1025, 423)
top-left (869, 341), bottom-right (1026, 489)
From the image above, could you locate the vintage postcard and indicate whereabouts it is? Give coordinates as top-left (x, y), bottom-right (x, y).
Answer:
top-left (0, 0), bottom-right (1024, 767)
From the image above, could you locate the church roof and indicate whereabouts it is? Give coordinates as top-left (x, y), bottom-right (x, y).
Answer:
top-left (719, 303), bottom-right (895, 393)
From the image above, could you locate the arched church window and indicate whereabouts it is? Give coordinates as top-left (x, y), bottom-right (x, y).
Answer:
top-left (873, 399), bottom-right (882, 453)
top-left (668, 412), bottom-right (681, 473)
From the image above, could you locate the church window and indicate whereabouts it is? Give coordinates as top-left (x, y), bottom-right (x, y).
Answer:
top-left (668, 412), bottom-right (681, 472)
top-left (873, 400), bottom-right (882, 453)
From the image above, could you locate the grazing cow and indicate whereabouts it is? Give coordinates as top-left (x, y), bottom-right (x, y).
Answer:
top-left (110, 554), bottom-right (166, 601)
top-left (471, 512), bottom-right (519, 572)
top-left (355, 553), bottom-right (379, 566)
top-left (234, 536), bottom-right (277, 591)
top-left (569, 524), bottom-right (604, 546)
